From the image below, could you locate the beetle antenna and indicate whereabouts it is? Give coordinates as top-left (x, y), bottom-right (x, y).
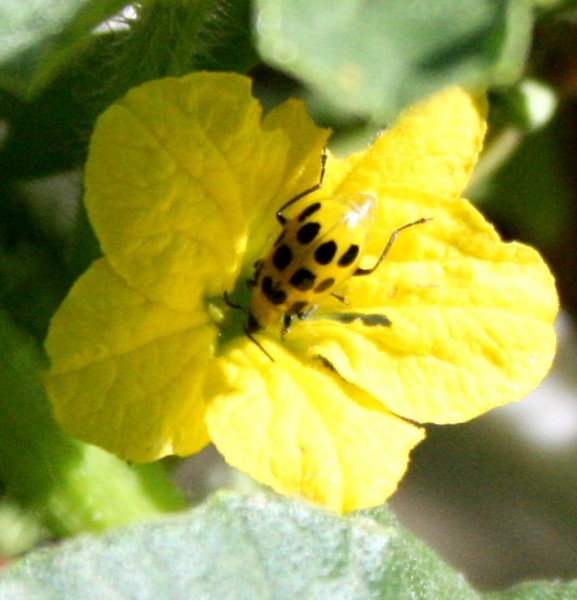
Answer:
top-left (243, 325), bottom-right (275, 363)
top-left (224, 292), bottom-right (275, 362)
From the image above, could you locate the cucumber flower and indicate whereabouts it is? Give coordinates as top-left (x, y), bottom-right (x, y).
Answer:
top-left (45, 72), bottom-right (558, 512)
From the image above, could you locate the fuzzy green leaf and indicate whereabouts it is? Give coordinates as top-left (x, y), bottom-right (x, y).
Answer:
top-left (0, 0), bottom-right (127, 97)
top-left (254, 0), bottom-right (533, 121)
top-left (0, 492), bottom-right (478, 599)
top-left (2, 491), bottom-right (575, 598)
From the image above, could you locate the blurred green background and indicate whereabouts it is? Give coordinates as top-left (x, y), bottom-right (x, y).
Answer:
top-left (1, 0), bottom-right (577, 591)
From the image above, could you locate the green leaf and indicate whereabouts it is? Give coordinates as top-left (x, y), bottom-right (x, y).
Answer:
top-left (97, 0), bottom-right (259, 94)
top-left (0, 492), bottom-right (478, 599)
top-left (2, 491), bottom-right (575, 598)
top-left (254, 0), bottom-right (534, 121)
top-left (0, 0), bottom-right (128, 98)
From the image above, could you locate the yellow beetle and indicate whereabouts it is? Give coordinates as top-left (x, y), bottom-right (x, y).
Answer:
top-left (241, 151), bottom-right (428, 359)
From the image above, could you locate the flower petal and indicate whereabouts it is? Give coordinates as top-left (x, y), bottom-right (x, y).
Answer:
top-left (292, 188), bottom-right (558, 423)
top-left (244, 97), bottom-right (330, 268)
top-left (86, 72), bottom-right (328, 311)
top-left (45, 258), bottom-right (215, 461)
top-left (330, 87), bottom-right (487, 200)
top-left (206, 342), bottom-right (424, 512)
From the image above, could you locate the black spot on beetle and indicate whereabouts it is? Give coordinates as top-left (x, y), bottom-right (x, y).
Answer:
top-left (272, 244), bottom-right (292, 271)
top-left (314, 240), bottom-right (337, 265)
top-left (296, 222), bottom-right (321, 244)
top-left (298, 202), bottom-right (321, 222)
top-left (338, 244), bottom-right (360, 267)
top-left (261, 276), bottom-right (287, 305)
top-left (314, 277), bottom-right (335, 293)
top-left (289, 268), bottom-right (316, 291)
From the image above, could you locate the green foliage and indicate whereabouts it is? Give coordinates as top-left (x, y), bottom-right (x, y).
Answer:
top-left (0, 0), bottom-right (128, 98)
top-left (0, 0), bottom-right (257, 102)
top-left (0, 493), bottom-right (575, 599)
top-left (0, 493), bottom-right (497, 598)
top-left (255, 0), bottom-right (534, 121)
top-left (1, 0), bottom-right (577, 595)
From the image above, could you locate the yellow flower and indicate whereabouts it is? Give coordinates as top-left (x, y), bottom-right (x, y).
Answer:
top-left (45, 72), bottom-right (558, 513)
